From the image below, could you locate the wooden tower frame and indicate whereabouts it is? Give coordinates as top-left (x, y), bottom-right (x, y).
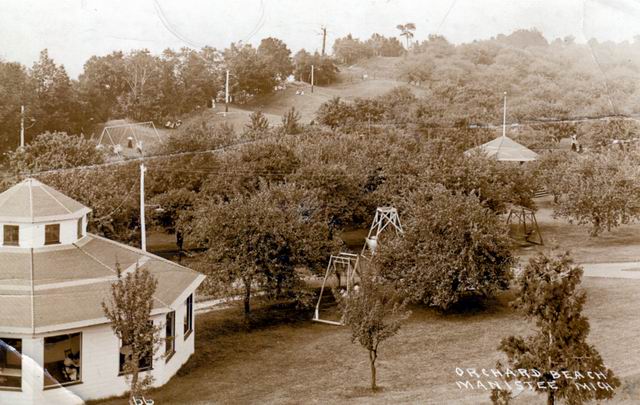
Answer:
top-left (362, 206), bottom-right (404, 255)
top-left (313, 253), bottom-right (360, 325)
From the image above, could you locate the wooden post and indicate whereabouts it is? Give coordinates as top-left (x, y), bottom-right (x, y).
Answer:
top-left (20, 105), bottom-right (25, 148)
top-left (225, 69), bottom-right (230, 113)
top-left (140, 163), bottom-right (147, 252)
top-left (311, 65), bottom-right (315, 93)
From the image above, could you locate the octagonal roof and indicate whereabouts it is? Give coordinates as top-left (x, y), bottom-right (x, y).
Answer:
top-left (0, 178), bottom-right (91, 223)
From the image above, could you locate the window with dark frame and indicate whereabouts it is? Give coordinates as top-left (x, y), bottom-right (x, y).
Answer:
top-left (165, 311), bottom-right (176, 360)
top-left (3, 225), bottom-right (19, 246)
top-left (184, 294), bottom-right (193, 338)
top-left (76, 217), bottom-right (83, 239)
top-left (0, 338), bottom-right (22, 390)
top-left (118, 342), bottom-right (152, 374)
top-left (43, 333), bottom-right (82, 388)
top-left (44, 224), bottom-right (60, 245)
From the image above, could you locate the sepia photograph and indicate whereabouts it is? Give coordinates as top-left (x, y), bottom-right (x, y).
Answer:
top-left (0, 0), bottom-right (639, 404)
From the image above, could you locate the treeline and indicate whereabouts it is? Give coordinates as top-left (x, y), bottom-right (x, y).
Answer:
top-left (0, 37), bottom-right (338, 155)
top-left (332, 33), bottom-right (405, 64)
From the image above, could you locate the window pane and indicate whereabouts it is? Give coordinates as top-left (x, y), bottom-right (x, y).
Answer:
top-left (44, 333), bottom-right (81, 387)
top-left (0, 338), bottom-right (22, 389)
top-left (3, 225), bottom-right (19, 246)
top-left (184, 295), bottom-right (193, 336)
top-left (45, 224), bottom-right (60, 245)
top-left (166, 311), bottom-right (175, 356)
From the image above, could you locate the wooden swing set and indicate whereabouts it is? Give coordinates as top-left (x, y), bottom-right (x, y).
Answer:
top-left (312, 207), bottom-right (404, 326)
top-left (506, 204), bottom-right (543, 245)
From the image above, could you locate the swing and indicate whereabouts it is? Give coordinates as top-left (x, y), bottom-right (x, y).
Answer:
top-left (313, 253), bottom-right (360, 325)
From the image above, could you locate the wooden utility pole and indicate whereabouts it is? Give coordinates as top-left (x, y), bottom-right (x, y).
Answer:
top-left (311, 65), bottom-right (315, 93)
top-left (320, 26), bottom-right (327, 56)
top-left (140, 163), bottom-right (147, 252)
top-left (225, 69), bottom-right (230, 114)
top-left (20, 105), bottom-right (25, 148)
top-left (502, 91), bottom-right (507, 137)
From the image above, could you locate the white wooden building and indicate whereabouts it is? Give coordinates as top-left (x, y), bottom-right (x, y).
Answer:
top-left (0, 179), bottom-right (205, 404)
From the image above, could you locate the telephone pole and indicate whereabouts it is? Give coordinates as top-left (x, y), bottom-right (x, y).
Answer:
top-left (320, 26), bottom-right (327, 56)
top-left (225, 69), bottom-right (230, 114)
top-left (502, 91), bottom-right (507, 137)
top-left (140, 163), bottom-right (147, 252)
top-left (311, 65), bottom-right (315, 93)
top-left (20, 105), bottom-right (25, 148)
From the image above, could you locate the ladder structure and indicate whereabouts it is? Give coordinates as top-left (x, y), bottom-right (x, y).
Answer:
top-left (362, 206), bottom-right (404, 256)
top-left (312, 253), bottom-right (360, 325)
top-left (313, 206), bottom-right (403, 326)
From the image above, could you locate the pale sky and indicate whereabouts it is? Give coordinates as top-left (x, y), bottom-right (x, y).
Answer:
top-left (1, 0), bottom-right (639, 78)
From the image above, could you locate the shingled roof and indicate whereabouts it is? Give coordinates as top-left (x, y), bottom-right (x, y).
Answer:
top-left (0, 234), bottom-right (204, 334)
top-left (0, 178), bottom-right (91, 223)
top-left (464, 135), bottom-right (539, 162)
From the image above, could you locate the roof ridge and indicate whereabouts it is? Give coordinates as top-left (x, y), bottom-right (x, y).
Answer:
top-left (38, 183), bottom-right (73, 214)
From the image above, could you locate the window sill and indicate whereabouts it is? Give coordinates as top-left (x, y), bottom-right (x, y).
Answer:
top-left (0, 386), bottom-right (22, 392)
top-left (118, 367), bottom-right (152, 377)
top-left (165, 350), bottom-right (176, 363)
top-left (44, 380), bottom-right (82, 390)
top-left (184, 329), bottom-right (193, 341)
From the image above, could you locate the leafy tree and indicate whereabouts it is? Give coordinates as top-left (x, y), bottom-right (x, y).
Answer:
top-left (333, 34), bottom-right (374, 64)
top-left (183, 183), bottom-right (337, 316)
top-left (281, 106), bottom-right (302, 134)
top-left (396, 23), bottom-right (416, 49)
top-left (77, 51), bottom-right (128, 124)
top-left (496, 252), bottom-right (620, 405)
top-left (552, 151), bottom-right (640, 236)
top-left (337, 264), bottom-right (410, 391)
top-left (366, 33), bottom-right (404, 57)
top-left (257, 37), bottom-right (294, 81)
top-left (30, 49), bottom-right (79, 135)
top-left (160, 116), bottom-right (237, 154)
top-left (293, 50), bottom-right (339, 85)
top-left (316, 97), bottom-right (355, 130)
top-left (377, 185), bottom-right (514, 310)
top-left (102, 264), bottom-right (161, 404)
top-left (0, 61), bottom-right (33, 154)
top-left (7, 131), bottom-right (105, 173)
top-left (224, 43), bottom-right (277, 99)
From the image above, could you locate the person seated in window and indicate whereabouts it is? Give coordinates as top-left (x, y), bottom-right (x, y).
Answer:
top-left (63, 350), bottom-right (79, 381)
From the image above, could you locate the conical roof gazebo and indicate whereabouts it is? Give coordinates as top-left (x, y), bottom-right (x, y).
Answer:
top-left (464, 135), bottom-right (538, 162)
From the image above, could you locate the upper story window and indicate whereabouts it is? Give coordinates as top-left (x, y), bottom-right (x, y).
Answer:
top-left (45, 224), bottom-right (60, 245)
top-left (3, 225), bottom-right (19, 246)
top-left (77, 217), bottom-right (83, 239)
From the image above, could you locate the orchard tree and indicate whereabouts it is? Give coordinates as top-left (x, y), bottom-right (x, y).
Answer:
top-left (102, 264), bottom-right (161, 404)
top-left (377, 185), bottom-right (514, 310)
top-left (553, 151), bottom-right (640, 236)
top-left (338, 264), bottom-right (410, 391)
top-left (182, 183), bottom-right (338, 317)
top-left (495, 252), bottom-right (620, 405)
top-left (7, 132), bottom-right (105, 173)
top-left (316, 97), bottom-right (355, 130)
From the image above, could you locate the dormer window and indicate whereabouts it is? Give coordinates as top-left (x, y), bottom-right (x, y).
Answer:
top-left (3, 225), bottom-right (19, 246)
top-left (45, 224), bottom-right (60, 245)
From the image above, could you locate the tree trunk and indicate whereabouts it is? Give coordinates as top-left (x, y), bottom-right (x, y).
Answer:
top-left (547, 390), bottom-right (555, 405)
top-left (129, 363), bottom-right (139, 405)
top-left (243, 279), bottom-right (252, 316)
top-left (369, 349), bottom-right (377, 391)
top-left (176, 231), bottom-right (184, 263)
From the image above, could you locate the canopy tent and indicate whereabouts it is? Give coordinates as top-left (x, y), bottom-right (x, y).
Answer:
top-left (464, 135), bottom-right (538, 162)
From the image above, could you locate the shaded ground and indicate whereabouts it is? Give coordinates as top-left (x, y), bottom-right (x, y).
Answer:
top-left (92, 277), bottom-right (640, 405)
top-left (511, 196), bottom-right (640, 264)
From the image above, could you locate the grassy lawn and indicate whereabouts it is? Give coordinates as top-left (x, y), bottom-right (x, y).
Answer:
top-left (93, 277), bottom-right (640, 405)
top-left (511, 196), bottom-right (640, 264)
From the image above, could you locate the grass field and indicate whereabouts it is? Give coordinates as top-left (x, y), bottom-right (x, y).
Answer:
top-left (92, 277), bottom-right (640, 405)
top-left (511, 196), bottom-right (640, 264)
